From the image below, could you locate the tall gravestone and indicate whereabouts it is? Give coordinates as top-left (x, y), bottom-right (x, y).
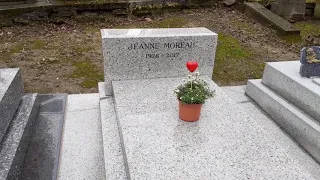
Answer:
top-left (101, 28), bottom-right (218, 95)
top-left (271, 0), bottom-right (306, 21)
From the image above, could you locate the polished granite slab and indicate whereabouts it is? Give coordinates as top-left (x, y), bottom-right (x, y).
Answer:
top-left (21, 94), bottom-right (67, 180)
top-left (0, 68), bottom-right (24, 143)
top-left (99, 96), bottom-right (127, 180)
top-left (0, 94), bottom-right (39, 180)
top-left (112, 76), bottom-right (317, 179)
top-left (57, 94), bottom-right (105, 180)
top-left (262, 61), bottom-right (320, 122)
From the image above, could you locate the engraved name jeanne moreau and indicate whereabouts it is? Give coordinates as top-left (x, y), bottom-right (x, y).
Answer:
top-left (127, 41), bottom-right (196, 50)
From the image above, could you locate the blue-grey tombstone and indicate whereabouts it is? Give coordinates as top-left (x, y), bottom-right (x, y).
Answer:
top-left (300, 46), bottom-right (320, 78)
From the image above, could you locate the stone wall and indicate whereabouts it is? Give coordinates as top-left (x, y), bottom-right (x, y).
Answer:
top-left (168, 0), bottom-right (218, 6)
top-left (0, 0), bottom-right (36, 5)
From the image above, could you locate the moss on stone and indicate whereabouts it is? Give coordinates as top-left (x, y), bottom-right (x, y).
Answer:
top-left (71, 59), bottom-right (104, 88)
top-left (213, 33), bottom-right (264, 85)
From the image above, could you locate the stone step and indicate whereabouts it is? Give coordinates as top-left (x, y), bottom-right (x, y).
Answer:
top-left (20, 94), bottom-right (67, 180)
top-left (244, 2), bottom-right (300, 35)
top-left (112, 76), bottom-right (317, 179)
top-left (261, 61), bottom-right (320, 122)
top-left (0, 68), bottom-right (24, 143)
top-left (246, 79), bottom-right (320, 164)
top-left (222, 85), bottom-right (320, 177)
top-left (57, 94), bottom-right (105, 180)
top-left (98, 82), bottom-right (127, 179)
top-left (0, 94), bottom-right (39, 180)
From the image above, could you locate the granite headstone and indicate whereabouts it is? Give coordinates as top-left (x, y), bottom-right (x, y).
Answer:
top-left (101, 28), bottom-right (218, 95)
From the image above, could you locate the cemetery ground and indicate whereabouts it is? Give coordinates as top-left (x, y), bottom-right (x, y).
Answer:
top-left (0, 5), bottom-right (319, 94)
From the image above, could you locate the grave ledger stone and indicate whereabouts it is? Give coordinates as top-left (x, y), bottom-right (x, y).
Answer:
top-left (101, 28), bottom-right (218, 95)
top-left (0, 69), bottom-right (24, 143)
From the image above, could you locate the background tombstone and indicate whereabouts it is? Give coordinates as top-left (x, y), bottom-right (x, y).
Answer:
top-left (101, 28), bottom-right (218, 95)
top-left (300, 46), bottom-right (320, 78)
top-left (271, 0), bottom-right (306, 21)
top-left (315, 0), bottom-right (320, 19)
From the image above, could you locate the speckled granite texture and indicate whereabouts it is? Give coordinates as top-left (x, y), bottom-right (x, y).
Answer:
top-left (101, 28), bottom-right (218, 95)
top-left (246, 79), bottom-right (320, 164)
top-left (223, 85), bottom-right (320, 178)
top-left (99, 82), bottom-right (127, 179)
top-left (99, 96), bottom-right (127, 180)
top-left (0, 94), bottom-right (39, 180)
top-left (98, 82), bottom-right (108, 99)
top-left (20, 94), bottom-right (67, 180)
top-left (58, 94), bottom-right (105, 180)
top-left (0, 68), bottom-right (24, 143)
top-left (300, 63), bottom-right (320, 78)
top-left (313, 78), bottom-right (320, 86)
top-left (112, 76), bottom-right (317, 179)
top-left (262, 61), bottom-right (320, 122)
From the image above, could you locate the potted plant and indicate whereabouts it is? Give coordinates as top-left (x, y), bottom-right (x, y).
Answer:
top-left (174, 61), bottom-right (215, 122)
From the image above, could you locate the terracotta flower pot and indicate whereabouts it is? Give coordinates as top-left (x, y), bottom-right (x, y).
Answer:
top-left (178, 100), bottom-right (203, 122)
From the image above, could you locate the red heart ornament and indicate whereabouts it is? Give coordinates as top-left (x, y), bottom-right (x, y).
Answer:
top-left (186, 61), bottom-right (198, 72)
